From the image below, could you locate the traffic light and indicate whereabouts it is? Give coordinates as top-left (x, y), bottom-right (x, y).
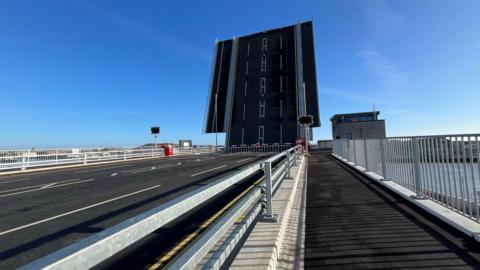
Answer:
top-left (298, 115), bottom-right (314, 125)
top-left (151, 126), bottom-right (160, 135)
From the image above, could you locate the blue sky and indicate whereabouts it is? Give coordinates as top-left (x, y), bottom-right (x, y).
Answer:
top-left (1, 0), bottom-right (479, 148)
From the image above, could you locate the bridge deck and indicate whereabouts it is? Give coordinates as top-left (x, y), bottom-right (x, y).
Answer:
top-left (306, 150), bottom-right (480, 269)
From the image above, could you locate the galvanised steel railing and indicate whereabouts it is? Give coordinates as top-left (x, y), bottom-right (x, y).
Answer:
top-left (0, 146), bottom-right (219, 171)
top-left (333, 134), bottom-right (480, 222)
top-left (225, 144), bottom-right (292, 153)
top-left (19, 146), bottom-right (303, 270)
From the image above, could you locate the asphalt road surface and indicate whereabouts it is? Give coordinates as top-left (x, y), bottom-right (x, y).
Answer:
top-left (0, 152), bottom-right (271, 269)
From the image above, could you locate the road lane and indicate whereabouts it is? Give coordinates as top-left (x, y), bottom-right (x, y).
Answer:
top-left (190, 165), bottom-right (227, 177)
top-left (0, 153), bottom-right (221, 189)
top-left (0, 179), bottom-right (94, 198)
top-left (0, 152), bottom-right (270, 269)
top-left (0, 185), bottom-right (162, 237)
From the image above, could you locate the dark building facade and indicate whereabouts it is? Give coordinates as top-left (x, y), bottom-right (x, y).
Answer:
top-left (330, 111), bottom-right (386, 140)
top-left (204, 21), bottom-right (320, 146)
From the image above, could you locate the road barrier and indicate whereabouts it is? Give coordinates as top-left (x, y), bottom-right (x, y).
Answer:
top-left (333, 134), bottom-right (480, 222)
top-left (225, 144), bottom-right (292, 153)
top-left (18, 145), bottom-right (303, 270)
top-left (0, 146), bottom-right (218, 172)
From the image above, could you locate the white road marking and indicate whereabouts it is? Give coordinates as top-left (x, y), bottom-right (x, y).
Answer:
top-left (40, 183), bottom-right (57, 189)
top-left (0, 178), bottom-right (30, 184)
top-left (111, 173), bottom-right (118, 176)
top-left (0, 178), bottom-right (81, 194)
top-left (0, 185), bottom-right (162, 236)
top-left (0, 179), bottom-right (95, 198)
top-left (73, 165), bottom-right (133, 174)
top-left (190, 165), bottom-right (227, 177)
top-left (121, 166), bottom-right (156, 173)
top-left (128, 162), bottom-right (182, 174)
top-left (129, 167), bottom-right (156, 174)
top-left (236, 157), bottom-right (253, 163)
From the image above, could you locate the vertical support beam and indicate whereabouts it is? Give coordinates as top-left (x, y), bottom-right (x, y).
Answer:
top-left (353, 140), bottom-right (357, 164)
top-left (262, 161), bottom-right (276, 222)
top-left (411, 137), bottom-right (423, 198)
top-left (27, 150), bottom-right (31, 169)
top-left (21, 154), bottom-right (27, 171)
top-left (224, 37), bottom-right (239, 146)
top-left (203, 40), bottom-right (219, 134)
top-left (363, 138), bottom-right (369, 170)
top-left (294, 24), bottom-right (306, 139)
top-left (286, 151), bottom-right (291, 179)
top-left (380, 139), bottom-right (388, 179)
top-left (293, 147), bottom-right (297, 166)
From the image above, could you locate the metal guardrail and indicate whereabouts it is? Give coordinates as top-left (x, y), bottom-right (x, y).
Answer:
top-left (19, 145), bottom-right (303, 270)
top-left (225, 144), bottom-right (292, 153)
top-left (333, 134), bottom-right (480, 222)
top-left (0, 146), bottom-right (219, 171)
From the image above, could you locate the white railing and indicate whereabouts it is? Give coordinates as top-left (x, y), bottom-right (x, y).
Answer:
top-left (0, 146), bottom-right (220, 171)
top-left (225, 143), bottom-right (292, 153)
top-left (333, 134), bottom-right (480, 222)
top-left (19, 146), bottom-right (303, 270)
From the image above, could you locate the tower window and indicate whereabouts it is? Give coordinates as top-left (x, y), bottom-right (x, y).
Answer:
top-left (259, 100), bottom-right (265, 118)
top-left (262, 37), bottom-right (267, 52)
top-left (258, 125), bottom-right (264, 144)
top-left (261, 54), bottom-right (267, 71)
top-left (279, 76), bottom-right (283, 93)
top-left (260, 77), bottom-right (266, 96)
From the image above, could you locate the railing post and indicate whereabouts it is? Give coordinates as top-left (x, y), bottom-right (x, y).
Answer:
top-left (380, 139), bottom-right (388, 180)
top-left (411, 137), bottom-right (424, 199)
top-left (124, 151), bottom-right (127, 160)
top-left (363, 138), bottom-right (369, 170)
top-left (55, 149), bottom-right (59, 164)
top-left (353, 140), bottom-right (357, 164)
top-left (285, 151), bottom-right (291, 179)
top-left (83, 153), bottom-right (87, 164)
top-left (21, 155), bottom-right (27, 171)
top-left (293, 147), bottom-right (297, 166)
top-left (262, 161), bottom-right (277, 222)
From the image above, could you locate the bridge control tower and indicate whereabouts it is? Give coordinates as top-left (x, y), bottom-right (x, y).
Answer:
top-left (204, 21), bottom-right (320, 146)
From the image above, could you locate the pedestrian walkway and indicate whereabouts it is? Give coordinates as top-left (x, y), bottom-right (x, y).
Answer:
top-left (305, 150), bottom-right (480, 269)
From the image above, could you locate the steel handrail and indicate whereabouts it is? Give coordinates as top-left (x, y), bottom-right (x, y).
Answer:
top-left (19, 146), bottom-right (301, 270)
top-left (166, 146), bottom-right (302, 269)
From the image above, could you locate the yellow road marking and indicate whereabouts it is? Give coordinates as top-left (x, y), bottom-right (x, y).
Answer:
top-left (236, 214), bottom-right (246, 223)
top-left (148, 176), bottom-right (265, 270)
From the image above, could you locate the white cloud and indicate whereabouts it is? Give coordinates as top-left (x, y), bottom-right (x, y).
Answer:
top-left (321, 86), bottom-right (381, 105)
top-left (360, 0), bottom-right (405, 40)
top-left (76, 0), bottom-right (211, 60)
top-left (357, 50), bottom-right (414, 100)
